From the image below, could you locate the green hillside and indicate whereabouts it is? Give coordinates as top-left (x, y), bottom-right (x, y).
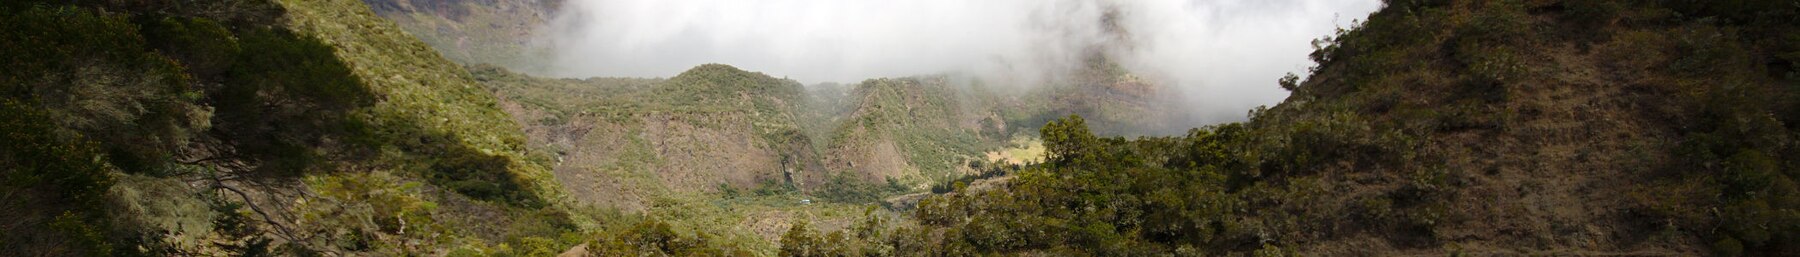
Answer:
top-left (823, 77), bottom-right (1005, 188)
top-left (1, 0), bottom-right (578, 255)
top-left (11, 0), bottom-right (1799, 256)
top-left (476, 64), bottom-right (910, 253)
top-left (772, 0), bottom-right (1800, 256)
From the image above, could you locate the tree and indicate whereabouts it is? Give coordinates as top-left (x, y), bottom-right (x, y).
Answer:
top-left (1041, 115), bottom-right (1099, 167)
top-left (1278, 73), bottom-right (1301, 92)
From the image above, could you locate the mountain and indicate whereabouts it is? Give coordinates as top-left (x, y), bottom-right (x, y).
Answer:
top-left (475, 64), bottom-right (836, 210)
top-left (820, 0), bottom-right (1800, 256)
top-left (1, 0), bottom-right (577, 255)
top-left (820, 77), bottom-right (1012, 187)
top-left (1017, 56), bottom-right (1189, 136)
top-left (14, 0), bottom-right (1796, 256)
top-left (361, 0), bottom-right (559, 69)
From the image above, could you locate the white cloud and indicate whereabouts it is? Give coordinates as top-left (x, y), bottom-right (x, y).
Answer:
top-left (540, 0), bottom-right (1382, 123)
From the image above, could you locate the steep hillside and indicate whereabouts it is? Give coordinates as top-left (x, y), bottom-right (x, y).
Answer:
top-left (476, 65), bottom-right (913, 253)
top-left (823, 77), bottom-right (1008, 187)
top-left (1, 0), bottom-right (578, 255)
top-left (1254, 0), bottom-right (1800, 254)
top-left (475, 64), bottom-right (829, 209)
top-left (763, 0), bottom-right (1800, 256)
top-left (280, 0), bottom-right (1800, 255)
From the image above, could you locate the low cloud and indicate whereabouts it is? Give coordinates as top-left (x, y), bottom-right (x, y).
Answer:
top-left (539, 0), bottom-right (1382, 123)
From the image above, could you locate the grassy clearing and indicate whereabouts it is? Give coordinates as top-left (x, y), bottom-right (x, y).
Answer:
top-left (985, 135), bottom-right (1046, 166)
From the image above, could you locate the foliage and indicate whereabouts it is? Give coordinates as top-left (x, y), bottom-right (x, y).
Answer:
top-left (791, 2), bottom-right (1800, 255)
top-left (283, 172), bottom-right (433, 254)
top-left (824, 77), bottom-right (1001, 187)
top-left (816, 172), bottom-right (908, 204)
top-left (277, 0), bottom-right (561, 207)
top-left (902, 116), bottom-right (1258, 255)
top-left (427, 141), bottom-right (542, 206)
top-left (1, 5), bottom-right (210, 175)
top-left (213, 27), bottom-right (376, 176)
top-left (141, 16), bottom-right (242, 78)
top-left (930, 161), bottom-right (1016, 194)
top-left (778, 221), bottom-right (856, 257)
top-left (778, 210), bottom-right (905, 257)
top-left (755, 177), bottom-right (800, 196)
top-left (1, 0), bottom-right (577, 254)
top-left (585, 219), bottom-right (749, 256)
top-left (0, 100), bottom-right (117, 256)
top-left (1278, 73), bottom-right (1302, 91)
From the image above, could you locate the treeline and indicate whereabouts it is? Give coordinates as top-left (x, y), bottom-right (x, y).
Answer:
top-left (581, 115), bottom-right (1340, 256)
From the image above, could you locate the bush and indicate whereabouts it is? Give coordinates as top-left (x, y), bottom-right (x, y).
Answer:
top-left (0, 99), bottom-right (117, 256)
top-left (1452, 0), bottom-right (1532, 89)
top-left (1714, 237), bottom-right (1745, 257)
top-left (587, 219), bottom-right (748, 256)
top-left (754, 177), bottom-right (798, 196)
top-left (141, 16), bottom-right (241, 78)
top-left (817, 172), bottom-right (905, 204)
top-left (778, 221), bottom-right (855, 257)
top-left (1722, 150), bottom-right (1778, 199)
top-left (1, 5), bottom-right (210, 174)
top-left (930, 162), bottom-right (1013, 194)
top-left (214, 27), bottom-right (375, 175)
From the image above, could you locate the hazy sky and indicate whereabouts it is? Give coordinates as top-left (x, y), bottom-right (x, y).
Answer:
top-left (541, 0), bottom-right (1383, 123)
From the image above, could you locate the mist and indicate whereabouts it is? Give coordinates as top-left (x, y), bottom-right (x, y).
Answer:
top-left (539, 0), bottom-right (1382, 124)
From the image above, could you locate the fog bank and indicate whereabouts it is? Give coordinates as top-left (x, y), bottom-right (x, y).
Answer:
top-left (541, 0), bottom-right (1382, 123)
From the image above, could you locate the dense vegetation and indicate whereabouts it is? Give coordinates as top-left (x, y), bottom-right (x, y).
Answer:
top-left (9, 0), bottom-right (1798, 255)
top-left (766, 0), bottom-right (1800, 255)
top-left (378, 0), bottom-right (1800, 255)
top-left (1, 0), bottom-right (579, 255)
top-left (825, 77), bottom-right (1001, 186)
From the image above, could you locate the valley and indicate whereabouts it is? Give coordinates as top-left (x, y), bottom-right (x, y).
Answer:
top-left (3, 0), bottom-right (1797, 256)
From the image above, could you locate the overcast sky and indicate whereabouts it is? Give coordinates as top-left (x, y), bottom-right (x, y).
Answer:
top-left (540, 0), bottom-right (1383, 123)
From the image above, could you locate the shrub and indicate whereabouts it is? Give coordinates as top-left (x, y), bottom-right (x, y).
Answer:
top-left (430, 143), bottom-right (538, 206)
top-left (1714, 237), bottom-right (1745, 257)
top-left (587, 218), bottom-right (747, 256)
top-left (1722, 150), bottom-right (1778, 199)
top-left (778, 221), bottom-right (855, 257)
top-left (817, 172), bottom-right (905, 204)
top-left (717, 183), bottom-right (741, 199)
top-left (754, 177), bottom-right (798, 196)
top-left (0, 99), bottom-right (117, 256)
top-left (295, 172), bottom-right (445, 255)
top-left (1, 5), bottom-right (209, 174)
top-left (141, 16), bottom-right (240, 78)
top-left (1452, 0), bottom-right (1532, 89)
top-left (214, 27), bottom-right (375, 175)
